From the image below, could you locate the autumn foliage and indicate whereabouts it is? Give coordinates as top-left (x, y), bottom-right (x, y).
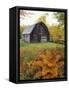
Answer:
top-left (20, 49), bottom-right (64, 80)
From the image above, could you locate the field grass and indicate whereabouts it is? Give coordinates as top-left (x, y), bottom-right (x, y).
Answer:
top-left (20, 40), bottom-right (64, 51)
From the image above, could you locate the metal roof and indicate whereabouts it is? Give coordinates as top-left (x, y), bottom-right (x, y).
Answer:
top-left (22, 24), bottom-right (35, 34)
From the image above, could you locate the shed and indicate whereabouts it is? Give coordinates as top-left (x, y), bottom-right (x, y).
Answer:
top-left (22, 22), bottom-right (50, 43)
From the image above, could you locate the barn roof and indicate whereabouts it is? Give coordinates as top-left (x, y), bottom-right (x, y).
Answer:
top-left (22, 24), bottom-right (35, 34)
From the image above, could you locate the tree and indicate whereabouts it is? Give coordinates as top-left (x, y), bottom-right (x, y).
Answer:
top-left (38, 15), bottom-right (46, 24)
top-left (54, 12), bottom-right (64, 26)
top-left (37, 13), bottom-right (48, 25)
top-left (54, 12), bottom-right (64, 31)
top-left (49, 25), bottom-right (64, 42)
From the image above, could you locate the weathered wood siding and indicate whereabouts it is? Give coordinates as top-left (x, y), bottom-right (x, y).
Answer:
top-left (22, 22), bottom-right (50, 43)
top-left (30, 22), bottom-right (50, 42)
top-left (22, 34), bottom-right (30, 42)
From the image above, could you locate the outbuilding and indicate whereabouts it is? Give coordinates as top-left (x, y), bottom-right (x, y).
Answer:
top-left (22, 22), bottom-right (50, 43)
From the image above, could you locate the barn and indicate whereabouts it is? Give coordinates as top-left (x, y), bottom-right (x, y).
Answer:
top-left (22, 22), bottom-right (50, 43)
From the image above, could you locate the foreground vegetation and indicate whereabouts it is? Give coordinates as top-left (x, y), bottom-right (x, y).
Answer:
top-left (20, 41), bottom-right (64, 80)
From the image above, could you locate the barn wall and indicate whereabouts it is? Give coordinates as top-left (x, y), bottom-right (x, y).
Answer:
top-left (22, 34), bottom-right (30, 42)
top-left (30, 23), bottom-right (50, 42)
top-left (41, 36), bottom-right (47, 42)
top-left (22, 22), bottom-right (50, 43)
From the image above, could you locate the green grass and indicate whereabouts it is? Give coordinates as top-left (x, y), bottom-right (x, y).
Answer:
top-left (20, 41), bottom-right (64, 51)
top-left (20, 41), bottom-right (64, 62)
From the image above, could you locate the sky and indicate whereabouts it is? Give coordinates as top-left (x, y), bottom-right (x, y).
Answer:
top-left (20, 10), bottom-right (59, 26)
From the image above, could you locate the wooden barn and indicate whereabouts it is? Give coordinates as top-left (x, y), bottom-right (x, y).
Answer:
top-left (22, 22), bottom-right (50, 43)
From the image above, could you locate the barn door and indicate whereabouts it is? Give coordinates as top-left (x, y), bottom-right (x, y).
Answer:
top-left (38, 34), bottom-right (41, 42)
top-left (31, 34), bottom-right (38, 42)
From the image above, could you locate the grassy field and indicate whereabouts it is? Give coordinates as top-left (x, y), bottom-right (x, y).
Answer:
top-left (20, 41), bottom-right (64, 80)
top-left (20, 41), bottom-right (64, 51)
